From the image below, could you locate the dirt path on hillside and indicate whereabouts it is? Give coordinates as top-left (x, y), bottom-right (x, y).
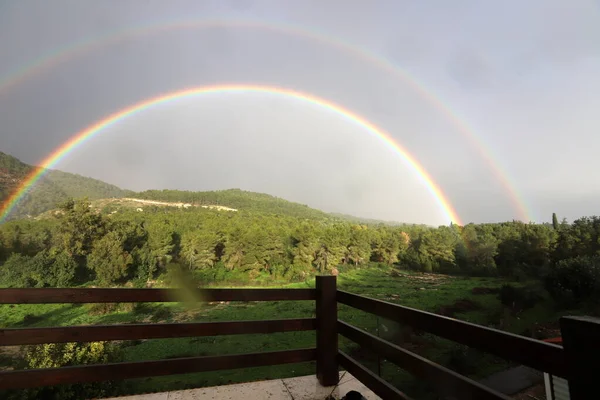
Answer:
top-left (119, 198), bottom-right (238, 212)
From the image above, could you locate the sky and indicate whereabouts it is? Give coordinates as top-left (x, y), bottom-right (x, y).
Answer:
top-left (0, 0), bottom-right (599, 225)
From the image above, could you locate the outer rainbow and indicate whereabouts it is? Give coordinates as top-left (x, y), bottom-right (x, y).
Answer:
top-left (0, 84), bottom-right (462, 225)
top-left (0, 18), bottom-right (530, 222)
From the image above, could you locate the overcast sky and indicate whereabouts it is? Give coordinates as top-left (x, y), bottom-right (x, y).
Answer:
top-left (0, 1), bottom-right (599, 225)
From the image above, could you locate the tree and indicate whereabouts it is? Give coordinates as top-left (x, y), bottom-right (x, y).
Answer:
top-left (0, 253), bottom-right (37, 287)
top-left (372, 227), bottom-right (403, 265)
top-left (494, 222), bottom-right (522, 277)
top-left (408, 226), bottom-right (459, 273)
top-left (545, 255), bottom-right (600, 304)
top-left (131, 243), bottom-right (156, 282)
top-left (144, 219), bottom-right (178, 271)
top-left (87, 231), bottom-right (133, 285)
top-left (180, 231), bottom-right (219, 270)
top-left (457, 224), bottom-right (499, 275)
top-left (553, 216), bottom-right (600, 262)
top-left (246, 225), bottom-right (285, 271)
top-left (180, 232), bottom-right (200, 270)
top-left (0, 250), bottom-right (76, 288)
top-left (41, 250), bottom-right (78, 287)
top-left (290, 222), bottom-right (318, 274)
top-left (54, 199), bottom-right (106, 269)
top-left (345, 225), bottom-right (371, 266)
top-left (518, 224), bottom-right (556, 276)
top-left (552, 213), bottom-right (559, 230)
top-left (223, 226), bottom-right (247, 270)
top-left (313, 225), bottom-right (346, 273)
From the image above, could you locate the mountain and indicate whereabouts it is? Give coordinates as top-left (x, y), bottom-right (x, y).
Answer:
top-left (0, 151), bottom-right (131, 221)
top-left (1, 151), bottom-right (403, 223)
top-left (0, 152), bottom-right (331, 221)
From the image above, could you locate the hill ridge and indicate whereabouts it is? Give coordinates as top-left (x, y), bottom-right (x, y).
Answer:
top-left (1, 151), bottom-right (407, 225)
top-left (0, 151), bottom-right (130, 221)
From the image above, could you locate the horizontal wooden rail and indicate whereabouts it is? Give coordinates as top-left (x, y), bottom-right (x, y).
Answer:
top-left (337, 290), bottom-right (566, 377)
top-left (338, 351), bottom-right (412, 400)
top-left (0, 288), bottom-right (316, 304)
top-left (338, 321), bottom-right (509, 400)
top-left (0, 348), bottom-right (316, 389)
top-left (0, 318), bottom-right (317, 346)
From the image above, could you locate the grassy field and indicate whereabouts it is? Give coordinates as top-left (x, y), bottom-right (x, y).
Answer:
top-left (0, 264), bottom-right (571, 398)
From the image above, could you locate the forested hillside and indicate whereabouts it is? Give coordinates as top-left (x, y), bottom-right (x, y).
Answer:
top-left (2, 195), bottom-right (599, 310)
top-left (1, 152), bottom-right (348, 222)
top-left (0, 152), bottom-right (131, 220)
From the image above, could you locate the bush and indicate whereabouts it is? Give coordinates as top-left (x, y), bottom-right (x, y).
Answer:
top-left (150, 306), bottom-right (173, 322)
top-left (498, 284), bottom-right (541, 314)
top-left (545, 255), bottom-right (600, 305)
top-left (1, 341), bottom-right (122, 400)
top-left (268, 263), bottom-right (288, 279)
top-left (336, 263), bottom-right (363, 274)
top-left (192, 262), bottom-right (252, 285)
top-left (85, 302), bottom-right (135, 315)
top-left (86, 303), bottom-right (119, 315)
top-left (0, 251), bottom-right (77, 289)
top-left (284, 263), bottom-right (315, 282)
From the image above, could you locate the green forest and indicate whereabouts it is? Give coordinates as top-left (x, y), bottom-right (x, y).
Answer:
top-left (2, 196), bottom-right (599, 307)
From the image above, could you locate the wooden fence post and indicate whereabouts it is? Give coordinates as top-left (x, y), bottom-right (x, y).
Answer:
top-left (560, 316), bottom-right (600, 400)
top-left (316, 275), bottom-right (338, 386)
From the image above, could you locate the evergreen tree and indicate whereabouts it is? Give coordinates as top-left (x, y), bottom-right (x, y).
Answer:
top-left (87, 231), bottom-right (133, 285)
top-left (552, 213), bottom-right (559, 230)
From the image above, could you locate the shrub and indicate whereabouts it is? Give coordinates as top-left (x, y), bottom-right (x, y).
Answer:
top-left (0, 251), bottom-right (77, 289)
top-left (545, 255), bottom-right (600, 304)
top-left (85, 302), bottom-right (137, 315)
top-left (151, 306), bottom-right (173, 322)
top-left (86, 303), bottom-right (119, 315)
top-left (1, 341), bottom-right (122, 400)
top-left (498, 284), bottom-right (541, 314)
top-left (284, 263), bottom-right (315, 282)
top-left (247, 269), bottom-right (260, 280)
top-left (192, 262), bottom-right (252, 285)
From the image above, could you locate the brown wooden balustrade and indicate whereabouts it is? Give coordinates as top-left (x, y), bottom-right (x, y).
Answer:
top-left (1, 276), bottom-right (597, 400)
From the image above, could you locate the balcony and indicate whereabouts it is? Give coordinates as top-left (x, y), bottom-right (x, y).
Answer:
top-left (0, 276), bottom-right (597, 400)
top-left (102, 372), bottom-right (378, 399)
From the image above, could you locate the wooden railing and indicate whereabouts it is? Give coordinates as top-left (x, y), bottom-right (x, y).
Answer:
top-left (0, 276), bottom-right (597, 399)
top-left (0, 286), bottom-right (322, 390)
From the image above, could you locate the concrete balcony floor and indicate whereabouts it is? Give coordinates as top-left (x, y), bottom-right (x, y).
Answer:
top-left (102, 372), bottom-right (380, 400)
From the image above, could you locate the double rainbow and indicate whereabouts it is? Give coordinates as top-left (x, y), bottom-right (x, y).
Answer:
top-left (0, 84), bottom-right (461, 225)
top-left (0, 18), bottom-right (531, 222)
